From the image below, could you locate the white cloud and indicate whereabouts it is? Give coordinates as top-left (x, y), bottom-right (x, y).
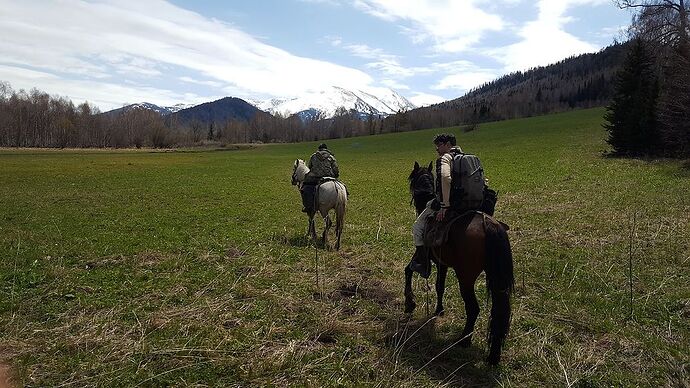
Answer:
top-left (0, 64), bottom-right (209, 110)
top-left (409, 92), bottom-right (446, 107)
top-left (179, 76), bottom-right (223, 88)
top-left (488, 0), bottom-right (608, 72)
top-left (380, 79), bottom-right (410, 90)
top-left (352, 0), bottom-right (504, 52)
top-left (432, 71), bottom-right (497, 92)
top-left (0, 0), bottom-right (373, 110)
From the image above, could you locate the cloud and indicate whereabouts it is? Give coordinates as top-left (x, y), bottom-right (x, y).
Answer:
top-left (179, 76), bottom-right (224, 88)
top-left (0, 64), bottom-right (209, 110)
top-left (0, 0), bottom-right (373, 109)
top-left (432, 71), bottom-right (497, 92)
top-left (409, 92), bottom-right (446, 107)
top-left (352, 0), bottom-right (504, 52)
top-left (487, 0), bottom-right (608, 72)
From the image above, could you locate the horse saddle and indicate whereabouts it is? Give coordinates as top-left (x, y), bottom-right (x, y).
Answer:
top-left (423, 210), bottom-right (474, 248)
top-left (423, 210), bottom-right (510, 248)
top-left (317, 177), bottom-right (349, 196)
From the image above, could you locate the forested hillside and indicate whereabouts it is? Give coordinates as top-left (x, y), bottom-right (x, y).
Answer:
top-left (382, 42), bottom-right (629, 132)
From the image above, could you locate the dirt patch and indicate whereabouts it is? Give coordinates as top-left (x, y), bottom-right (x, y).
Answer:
top-left (0, 361), bottom-right (18, 388)
top-left (225, 246), bottom-right (246, 259)
top-left (330, 280), bottom-right (397, 306)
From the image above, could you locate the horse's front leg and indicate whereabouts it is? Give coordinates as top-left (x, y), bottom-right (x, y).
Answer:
top-left (404, 265), bottom-right (416, 313)
top-left (434, 263), bottom-right (448, 316)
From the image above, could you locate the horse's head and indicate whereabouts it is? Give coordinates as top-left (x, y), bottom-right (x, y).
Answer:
top-left (409, 161), bottom-right (435, 215)
top-left (292, 159), bottom-right (308, 186)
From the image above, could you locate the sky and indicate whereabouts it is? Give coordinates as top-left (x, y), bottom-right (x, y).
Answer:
top-left (0, 0), bottom-right (634, 111)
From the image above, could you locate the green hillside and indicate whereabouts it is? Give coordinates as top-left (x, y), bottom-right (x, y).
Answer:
top-left (1, 107), bottom-right (688, 386)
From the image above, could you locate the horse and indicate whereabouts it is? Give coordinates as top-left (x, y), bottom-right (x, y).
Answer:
top-left (405, 161), bottom-right (514, 365)
top-left (291, 159), bottom-right (348, 250)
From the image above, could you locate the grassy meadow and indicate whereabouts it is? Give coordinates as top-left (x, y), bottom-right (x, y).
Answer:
top-left (1, 107), bottom-right (688, 387)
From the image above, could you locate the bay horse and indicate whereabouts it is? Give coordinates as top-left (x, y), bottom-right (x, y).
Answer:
top-left (405, 161), bottom-right (514, 365)
top-left (291, 159), bottom-right (347, 250)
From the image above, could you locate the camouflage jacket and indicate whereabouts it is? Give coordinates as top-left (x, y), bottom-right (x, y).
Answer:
top-left (305, 150), bottom-right (339, 184)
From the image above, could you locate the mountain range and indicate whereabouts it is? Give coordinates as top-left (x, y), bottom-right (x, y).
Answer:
top-left (251, 86), bottom-right (415, 119)
top-left (104, 86), bottom-right (416, 123)
top-left (103, 102), bottom-right (194, 116)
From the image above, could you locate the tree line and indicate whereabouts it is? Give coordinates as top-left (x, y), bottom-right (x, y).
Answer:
top-left (0, 83), bottom-right (390, 148)
top-left (605, 0), bottom-right (690, 157)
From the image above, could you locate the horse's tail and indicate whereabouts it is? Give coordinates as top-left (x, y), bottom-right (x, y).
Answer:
top-left (484, 217), bottom-right (514, 364)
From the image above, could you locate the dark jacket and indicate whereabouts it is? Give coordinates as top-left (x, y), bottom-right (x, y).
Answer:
top-left (304, 149), bottom-right (339, 184)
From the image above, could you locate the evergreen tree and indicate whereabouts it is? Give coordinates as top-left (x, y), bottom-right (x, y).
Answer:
top-left (604, 38), bottom-right (660, 156)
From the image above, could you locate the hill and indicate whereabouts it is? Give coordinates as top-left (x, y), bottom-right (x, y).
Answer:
top-left (1, 107), bottom-right (688, 386)
top-left (383, 41), bottom-right (630, 131)
top-left (169, 97), bottom-right (265, 125)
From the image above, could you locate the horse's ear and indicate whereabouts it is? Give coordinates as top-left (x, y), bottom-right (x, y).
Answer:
top-left (414, 161), bottom-right (420, 170)
top-left (427, 161), bottom-right (433, 171)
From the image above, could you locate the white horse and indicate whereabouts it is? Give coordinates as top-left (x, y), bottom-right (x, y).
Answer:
top-left (291, 159), bottom-right (347, 250)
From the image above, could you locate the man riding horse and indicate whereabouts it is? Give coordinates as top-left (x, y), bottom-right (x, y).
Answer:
top-left (408, 133), bottom-right (463, 278)
top-left (301, 143), bottom-right (339, 213)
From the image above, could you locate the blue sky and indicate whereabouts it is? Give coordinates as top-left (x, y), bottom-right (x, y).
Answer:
top-left (0, 0), bottom-right (633, 111)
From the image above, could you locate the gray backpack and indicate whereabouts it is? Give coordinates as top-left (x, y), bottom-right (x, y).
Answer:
top-left (450, 153), bottom-right (485, 210)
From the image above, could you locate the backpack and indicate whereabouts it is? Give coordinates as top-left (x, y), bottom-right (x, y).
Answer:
top-left (449, 153), bottom-right (485, 210)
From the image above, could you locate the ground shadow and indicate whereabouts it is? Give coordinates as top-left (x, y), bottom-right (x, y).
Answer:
top-left (382, 315), bottom-right (501, 387)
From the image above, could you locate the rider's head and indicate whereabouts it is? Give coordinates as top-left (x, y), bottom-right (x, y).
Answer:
top-left (433, 133), bottom-right (456, 146)
top-left (433, 133), bottom-right (456, 155)
top-left (318, 143), bottom-right (328, 150)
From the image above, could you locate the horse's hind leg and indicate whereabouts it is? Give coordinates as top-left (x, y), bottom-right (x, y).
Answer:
top-left (334, 209), bottom-right (344, 250)
top-left (404, 265), bottom-right (416, 313)
top-left (434, 264), bottom-right (448, 316)
top-left (456, 272), bottom-right (480, 347)
top-left (308, 217), bottom-right (317, 243)
top-left (322, 214), bottom-right (332, 249)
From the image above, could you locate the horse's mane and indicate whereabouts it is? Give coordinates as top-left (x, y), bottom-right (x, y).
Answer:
top-left (408, 163), bottom-right (433, 195)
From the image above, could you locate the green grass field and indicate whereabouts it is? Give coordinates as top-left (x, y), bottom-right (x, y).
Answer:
top-left (1, 107), bottom-right (688, 387)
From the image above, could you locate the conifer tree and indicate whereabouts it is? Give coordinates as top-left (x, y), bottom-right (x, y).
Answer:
top-left (604, 38), bottom-right (660, 156)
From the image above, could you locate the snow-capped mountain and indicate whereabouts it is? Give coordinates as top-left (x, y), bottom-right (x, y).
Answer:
top-left (105, 102), bottom-right (195, 116)
top-left (251, 86), bottom-right (416, 119)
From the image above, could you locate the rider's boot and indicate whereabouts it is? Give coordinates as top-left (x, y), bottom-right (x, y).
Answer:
top-left (408, 245), bottom-right (431, 279)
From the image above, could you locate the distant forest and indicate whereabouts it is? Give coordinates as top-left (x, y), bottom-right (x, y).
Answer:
top-left (380, 42), bottom-right (629, 133)
top-left (0, 42), bottom-right (628, 148)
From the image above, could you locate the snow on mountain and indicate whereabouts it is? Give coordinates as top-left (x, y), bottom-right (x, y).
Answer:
top-left (166, 103), bottom-right (195, 113)
top-left (107, 102), bottom-right (196, 116)
top-left (252, 86), bottom-right (416, 119)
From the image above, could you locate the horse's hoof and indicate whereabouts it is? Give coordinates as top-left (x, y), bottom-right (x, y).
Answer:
top-left (404, 301), bottom-right (416, 314)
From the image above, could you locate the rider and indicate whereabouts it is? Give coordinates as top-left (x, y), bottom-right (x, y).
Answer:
top-left (301, 143), bottom-right (339, 213)
top-left (408, 133), bottom-right (463, 278)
